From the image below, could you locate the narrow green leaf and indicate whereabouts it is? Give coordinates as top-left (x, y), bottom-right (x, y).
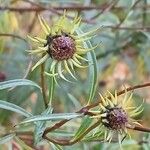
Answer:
top-left (0, 134), bottom-right (15, 145)
top-left (0, 79), bottom-right (41, 90)
top-left (76, 29), bottom-right (98, 104)
top-left (73, 116), bottom-right (92, 140)
top-left (51, 130), bottom-right (74, 137)
top-left (15, 137), bottom-right (33, 150)
top-left (67, 93), bottom-right (81, 108)
top-left (19, 113), bottom-right (83, 125)
top-left (48, 76), bottom-right (55, 106)
top-left (34, 107), bottom-right (53, 145)
top-left (83, 130), bottom-right (103, 141)
top-left (87, 45), bottom-right (98, 104)
top-left (51, 143), bottom-right (63, 150)
top-left (143, 144), bottom-right (150, 150)
top-left (0, 100), bottom-right (32, 117)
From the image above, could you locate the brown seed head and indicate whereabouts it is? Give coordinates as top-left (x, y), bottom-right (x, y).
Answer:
top-left (102, 107), bottom-right (128, 130)
top-left (47, 35), bottom-right (76, 61)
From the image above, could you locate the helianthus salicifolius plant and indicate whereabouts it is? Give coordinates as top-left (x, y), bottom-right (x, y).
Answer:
top-left (27, 12), bottom-right (98, 82)
top-left (90, 90), bottom-right (143, 148)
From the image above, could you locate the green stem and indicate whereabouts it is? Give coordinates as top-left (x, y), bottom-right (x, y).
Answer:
top-left (41, 63), bottom-right (48, 108)
top-left (48, 76), bottom-right (55, 106)
top-left (143, 0), bottom-right (147, 26)
top-left (87, 49), bottom-right (98, 104)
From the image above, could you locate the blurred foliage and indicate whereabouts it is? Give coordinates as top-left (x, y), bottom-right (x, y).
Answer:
top-left (0, 0), bottom-right (150, 149)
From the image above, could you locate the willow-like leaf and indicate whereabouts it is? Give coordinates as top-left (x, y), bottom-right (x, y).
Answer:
top-left (68, 93), bottom-right (81, 109)
top-left (34, 107), bottom-right (53, 145)
top-left (48, 76), bottom-right (55, 106)
top-left (0, 100), bottom-right (32, 117)
top-left (76, 29), bottom-right (98, 104)
top-left (0, 79), bottom-right (41, 90)
top-left (0, 134), bottom-right (15, 145)
top-left (15, 137), bottom-right (33, 150)
top-left (19, 113), bottom-right (83, 125)
top-left (72, 116), bottom-right (93, 140)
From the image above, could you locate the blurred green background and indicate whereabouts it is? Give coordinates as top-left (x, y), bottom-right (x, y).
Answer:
top-left (0, 0), bottom-right (150, 149)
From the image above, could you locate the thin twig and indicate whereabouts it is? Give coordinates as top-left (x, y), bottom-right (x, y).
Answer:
top-left (87, 82), bottom-right (150, 109)
top-left (0, 33), bottom-right (27, 42)
top-left (132, 126), bottom-right (150, 132)
top-left (16, 131), bottom-right (33, 136)
top-left (103, 26), bottom-right (150, 31)
top-left (0, 5), bottom-right (150, 12)
top-left (43, 82), bottom-right (150, 138)
top-left (43, 120), bottom-right (101, 146)
top-left (96, 0), bottom-right (119, 17)
top-left (116, 0), bottom-right (142, 28)
top-left (11, 83), bottom-right (150, 146)
top-left (43, 119), bottom-right (69, 135)
top-left (43, 121), bottom-right (150, 146)
top-left (96, 46), bottom-right (123, 59)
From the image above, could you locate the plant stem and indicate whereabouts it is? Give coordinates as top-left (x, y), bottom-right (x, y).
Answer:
top-left (43, 82), bottom-right (150, 136)
top-left (0, 33), bottom-right (27, 42)
top-left (48, 76), bottom-right (55, 106)
top-left (43, 119), bottom-right (69, 135)
top-left (0, 5), bottom-right (150, 12)
top-left (12, 83), bottom-right (150, 146)
top-left (132, 126), bottom-right (150, 132)
top-left (43, 120), bottom-right (101, 146)
top-left (41, 63), bottom-right (48, 108)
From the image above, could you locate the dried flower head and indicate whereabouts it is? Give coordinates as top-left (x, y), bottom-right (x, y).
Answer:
top-left (27, 12), bottom-right (97, 82)
top-left (92, 90), bottom-right (143, 148)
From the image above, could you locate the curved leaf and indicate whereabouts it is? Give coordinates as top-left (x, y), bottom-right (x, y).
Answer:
top-left (48, 76), bottom-right (55, 106)
top-left (76, 29), bottom-right (98, 104)
top-left (68, 93), bottom-right (81, 109)
top-left (0, 79), bottom-right (41, 90)
top-left (34, 107), bottom-right (53, 145)
top-left (19, 113), bottom-right (83, 125)
top-left (0, 134), bottom-right (15, 145)
top-left (15, 137), bottom-right (33, 150)
top-left (73, 116), bottom-right (92, 140)
top-left (86, 44), bottom-right (98, 103)
top-left (0, 100), bottom-right (32, 117)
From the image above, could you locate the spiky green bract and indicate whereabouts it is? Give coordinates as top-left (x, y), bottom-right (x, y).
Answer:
top-left (27, 13), bottom-right (97, 82)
